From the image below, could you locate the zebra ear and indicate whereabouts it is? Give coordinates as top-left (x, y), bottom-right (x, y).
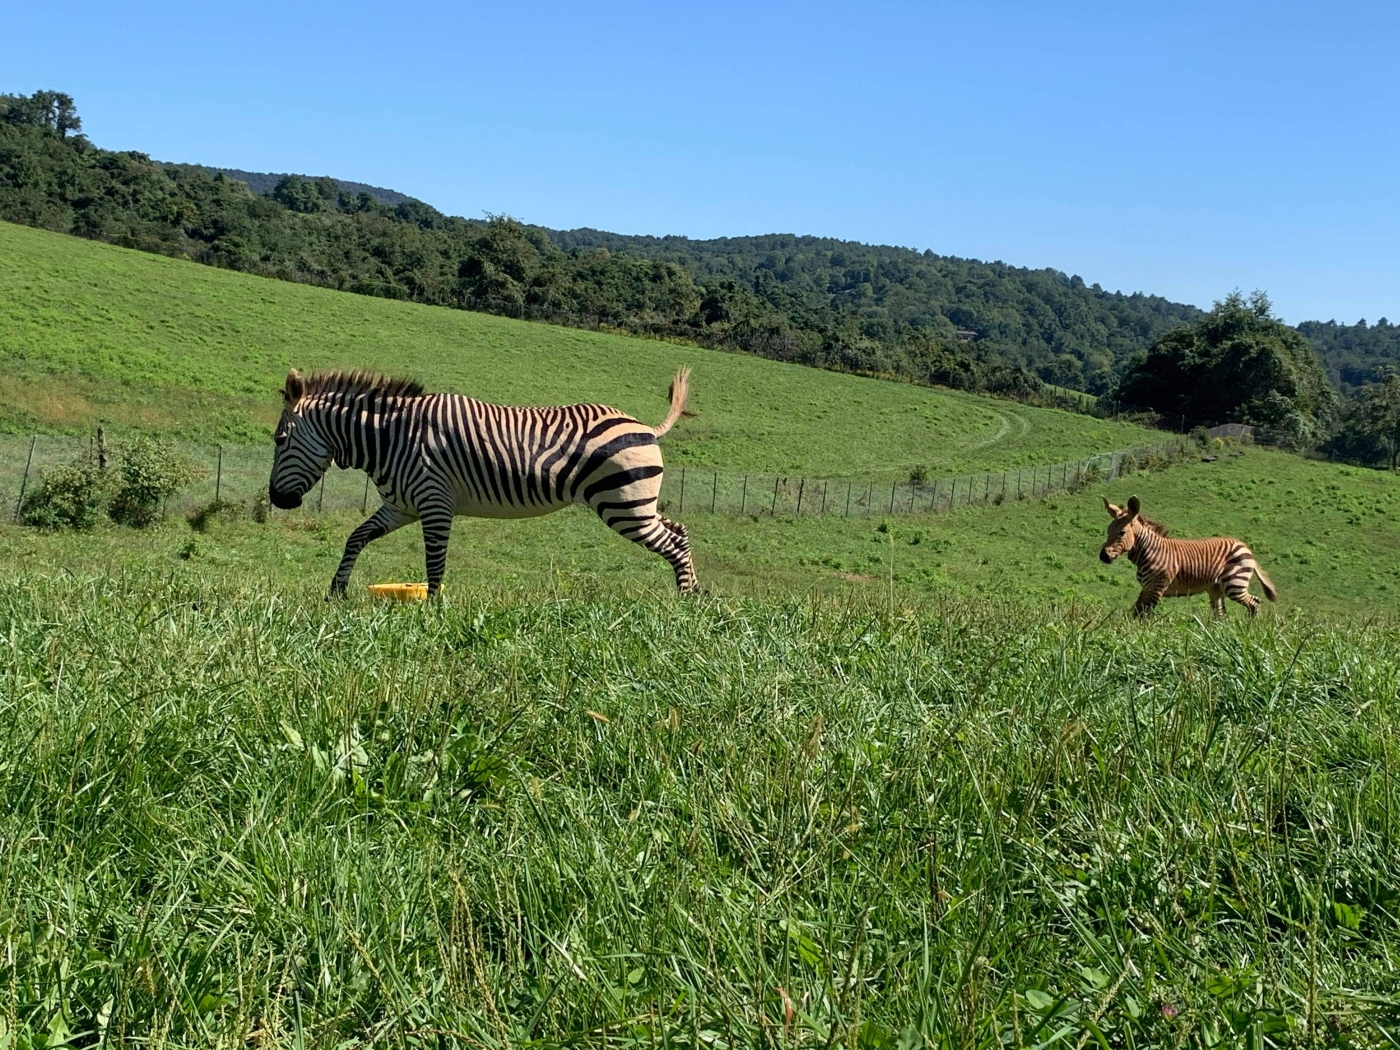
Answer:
top-left (1102, 496), bottom-right (1121, 516)
top-left (283, 369), bottom-right (305, 405)
top-left (1126, 495), bottom-right (1141, 517)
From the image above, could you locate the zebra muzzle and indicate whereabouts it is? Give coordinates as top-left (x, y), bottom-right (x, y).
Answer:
top-left (269, 485), bottom-right (303, 510)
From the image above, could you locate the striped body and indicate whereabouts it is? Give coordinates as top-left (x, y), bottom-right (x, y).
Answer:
top-left (268, 368), bottom-right (697, 596)
top-left (1100, 496), bottom-right (1276, 618)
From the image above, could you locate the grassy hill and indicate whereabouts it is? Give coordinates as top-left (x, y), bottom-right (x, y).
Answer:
top-left (2, 217), bottom-right (1399, 1046)
top-left (0, 220), bottom-right (1159, 477)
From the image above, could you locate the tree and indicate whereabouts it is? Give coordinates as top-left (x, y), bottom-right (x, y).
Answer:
top-left (0, 90), bottom-right (81, 136)
top-left (1333, 374), bottom-right (1400, 470)
top-left (1115, 291), bottom-right (1337, 445)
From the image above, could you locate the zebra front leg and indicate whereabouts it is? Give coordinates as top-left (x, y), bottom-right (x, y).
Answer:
top-left (420, 508), bottom-right (456, 598)
top-left (1132, 582), bottom-right (1167, 618)
top-left (329, 503), bottom-right (414, 598)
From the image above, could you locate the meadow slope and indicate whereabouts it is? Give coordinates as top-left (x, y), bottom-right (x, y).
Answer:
top-left (2, 446), bottom-right (1396, 618)
top-left (0, 220), bottom-right (1159, 477)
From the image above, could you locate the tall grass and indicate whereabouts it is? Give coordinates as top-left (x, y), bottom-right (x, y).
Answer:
top-left (1, 575), bottom-right (1396, 1047)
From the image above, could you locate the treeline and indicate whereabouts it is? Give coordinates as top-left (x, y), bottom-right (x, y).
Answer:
top-left (5, 91), bottom-right (1397, 466)
top-left (550, 229), bottom-right (1203, 391)
top-left (1297, 319), bottom-right (1400, 395)
top-left (0, 90), bottom-right (1202, 402)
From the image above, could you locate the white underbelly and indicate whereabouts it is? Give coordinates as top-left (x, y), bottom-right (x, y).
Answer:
top-left (452, 493), bottom-right (573, 520)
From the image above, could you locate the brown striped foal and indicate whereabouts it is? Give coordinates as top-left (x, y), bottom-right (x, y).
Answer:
top-left (1099, 496), bottom-right (1277, 618)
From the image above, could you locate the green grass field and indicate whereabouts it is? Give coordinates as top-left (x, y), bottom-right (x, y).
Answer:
top-left (3, 221), bottom-right (1400, 1047)
top-left (0, 220), bottom-right (1158, 477)
top-left (1, 576), bottom-right (1396, 1047)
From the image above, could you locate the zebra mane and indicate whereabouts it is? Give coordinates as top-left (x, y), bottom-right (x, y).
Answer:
top-left (1137, 516), bottom-right (1170, 537)
top-left (302, 370), bottom-right (426, 400)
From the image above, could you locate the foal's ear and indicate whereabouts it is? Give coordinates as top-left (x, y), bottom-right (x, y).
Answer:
top-left (283, 369), bottom-right (305, 405)
top-left (1126, 495), bottom-right (1141, 518)
top-left (1102, 496), bottom-right (1122, 517)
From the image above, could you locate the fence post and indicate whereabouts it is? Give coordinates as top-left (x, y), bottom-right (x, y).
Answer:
top-left (679, 467), bottom-right (686, 513)
top-left (948, 478), bottom-right (956, 512)
top-left (215, 446), bottom-right (223, 502)
top-left (888, 482), bottom-right (897, 515)
top-left (97, 426), bottom-right (109, 471)
top-left (740, 475), bottom-right (747, 515)
top-left (866, 482), bottom-right (872, 516)
top-left (930, 479), bottom-right (939, 512)
top-left (711, 471), bottom-right (717, 514)
top-left (796, 478), bottom-right (805, 516)
top-left (772, 476), bottom-right (780, 516)
top-left (845, 481), bottom-right (851, 517)
top-left (1017, 470), bottom-right (1023, 500)
top-left (13, 434), bottom-right (37, 522)
top-left (821, 481), bottom-right (828, 515)
top-left (908, 483), bottom-right (915, 514)
top-left (362, 474), bottom-right (371, 514)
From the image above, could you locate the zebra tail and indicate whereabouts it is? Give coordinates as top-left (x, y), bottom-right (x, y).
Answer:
top-left (652, 366), bottom-right (692, 438)
top-left (1255, 564), bottom-right (1278, 602)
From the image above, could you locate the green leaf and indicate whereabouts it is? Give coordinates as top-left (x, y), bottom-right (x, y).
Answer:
top-left (1332, 901), bottom-right (1363, 931)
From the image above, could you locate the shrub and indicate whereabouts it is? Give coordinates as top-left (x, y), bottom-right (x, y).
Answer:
top-left (19, 460), bottom-right (108, 530)
top-left (109, 438), bottom-right (201, 529)
top-left (188, 498), bottom-right (236, 533)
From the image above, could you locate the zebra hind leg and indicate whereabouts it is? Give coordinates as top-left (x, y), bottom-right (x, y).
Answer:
top-left (1224, 578), bottom-right (1261, 617)
top-left (604, 511), bottom-right (699, 593)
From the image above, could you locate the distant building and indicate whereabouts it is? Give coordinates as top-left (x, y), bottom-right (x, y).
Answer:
top-left (955, 329), bottom-right (977, 342)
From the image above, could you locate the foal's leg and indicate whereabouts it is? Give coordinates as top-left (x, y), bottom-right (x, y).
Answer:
top-left (1224, 577), bottom-right (1261, 617)
top-left (1207, 584), bottom-right (1226, 619)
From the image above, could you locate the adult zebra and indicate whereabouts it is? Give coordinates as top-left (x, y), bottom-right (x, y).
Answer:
top-left (268, 367), bottom-right (697, 597)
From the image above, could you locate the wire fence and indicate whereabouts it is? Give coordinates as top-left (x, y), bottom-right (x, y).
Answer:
top-left (658, 437), bottom-right (1193, 518)
top-left (3, 430), bottom-right (1211, 525)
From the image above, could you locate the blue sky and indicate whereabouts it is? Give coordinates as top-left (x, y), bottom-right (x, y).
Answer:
top-left (4, 1), bottom-right (1397, 323)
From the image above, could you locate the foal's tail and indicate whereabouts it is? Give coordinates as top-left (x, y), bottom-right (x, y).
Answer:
top-left (652, 366), bottom-right (692, 438)
top-left (1254, 564), bottom-right (1278, 602)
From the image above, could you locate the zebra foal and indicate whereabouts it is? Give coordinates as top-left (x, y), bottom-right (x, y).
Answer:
top-left (267, 367), bottom-right (698, 597)
top-left (1099, 495), bottom-right (1277, 618)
